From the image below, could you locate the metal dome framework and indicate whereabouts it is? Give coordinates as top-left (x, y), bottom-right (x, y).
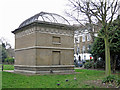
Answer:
top-left (19, 12), bottom-right (70, 28)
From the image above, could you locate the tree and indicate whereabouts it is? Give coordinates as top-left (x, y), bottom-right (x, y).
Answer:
top-left (67, 0), bottom-right (120, 76)
top-left (66, 0), bottom-right (103, 42)
top-left (91, 15), bottom-right (120, 73)
top-left (0, 37), bottom-right (11, 62)
top-left (109, 15), bottom-right (120, 73)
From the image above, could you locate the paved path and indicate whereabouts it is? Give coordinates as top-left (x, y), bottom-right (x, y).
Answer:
top-left (75, 67), bottom-right (84, 69)
top-left (74, 67), bottom-right (105, 71)
top-left (3, 70), bottom-right (14, 73)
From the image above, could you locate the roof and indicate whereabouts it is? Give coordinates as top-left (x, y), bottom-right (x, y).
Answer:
top-left (19, 12), bottom-right (70, 28)
top-left (12, 12), bottom-right (75, 34)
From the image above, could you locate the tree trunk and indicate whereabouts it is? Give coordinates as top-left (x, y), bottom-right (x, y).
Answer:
top-left (104, 37), bottom-right (111, 76)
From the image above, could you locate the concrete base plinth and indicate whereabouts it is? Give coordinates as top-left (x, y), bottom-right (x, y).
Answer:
top-left (14, 65), bottom-right (75, 75)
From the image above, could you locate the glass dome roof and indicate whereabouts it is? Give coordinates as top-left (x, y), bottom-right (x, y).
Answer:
top-left (19, 12), bottom-right (70, 28)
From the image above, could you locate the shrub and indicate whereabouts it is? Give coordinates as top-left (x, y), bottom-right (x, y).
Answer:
top-left (84, 62), bottom-right (93, 69)
top-left (96, 60), bottom-right (105, 69)
top-left (102, 75), bottom-right (120, 87)
top-left (93, 62), bottom-right (97, 69)
top-left (116, 78), bottom-right (120, 86)
top-left (4, 57), bottom-right (14, 64)
top-left (85, 60), bottom-right (90, 62)
top-left (90, 59), bottom-right (93, 61)
top-left (102, 75), bottom-right (116, 83)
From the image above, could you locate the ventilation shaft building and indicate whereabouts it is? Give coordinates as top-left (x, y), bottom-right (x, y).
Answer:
top-left (12, 12), bottom-right (75, 74)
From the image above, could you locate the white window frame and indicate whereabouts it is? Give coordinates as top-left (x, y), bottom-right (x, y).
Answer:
top-left (87, 33), bottom-right (91, 41)
top-left (82, 34), bottom-right (86, 42)
top-left (82, 45), bottom-right (85, 53)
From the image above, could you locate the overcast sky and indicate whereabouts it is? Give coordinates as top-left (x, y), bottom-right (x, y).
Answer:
top-left (0, 0), bottom-right (70, 48)
top-left (0, 0), bottom-right (119, 48)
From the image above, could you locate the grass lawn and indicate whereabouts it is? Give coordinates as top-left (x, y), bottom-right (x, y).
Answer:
top-left (2, 65), bottom-right (120, 88)
top-left (2, 69), bottom-right (107, 88)
top-left (2, 64), bottom-right (14, 70)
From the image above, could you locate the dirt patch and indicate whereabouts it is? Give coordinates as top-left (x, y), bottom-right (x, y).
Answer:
top-left (85, 80), bottom-right (120, 88)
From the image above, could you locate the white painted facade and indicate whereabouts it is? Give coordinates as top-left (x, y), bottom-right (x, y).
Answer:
top-left (74, 53), bottom-right (93, 61)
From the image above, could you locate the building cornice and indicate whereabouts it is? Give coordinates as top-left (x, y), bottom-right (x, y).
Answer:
top-left (15, 26), bottom-right (74, 39)
top-left (12, 21), bottom-right (75, 34)
top-left (15, 46), bottom-right (74, 51)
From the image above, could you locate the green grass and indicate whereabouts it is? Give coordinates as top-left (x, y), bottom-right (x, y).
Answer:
top-left (2, 69), bottom-right (106, 88)
top-left (2, 65), bottom-right (119, 88)
top-left (2, 64), bottom-right (14, 70)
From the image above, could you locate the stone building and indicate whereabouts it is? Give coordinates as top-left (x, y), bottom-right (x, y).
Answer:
top-left (12, 12), bottom-right (75, 74)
